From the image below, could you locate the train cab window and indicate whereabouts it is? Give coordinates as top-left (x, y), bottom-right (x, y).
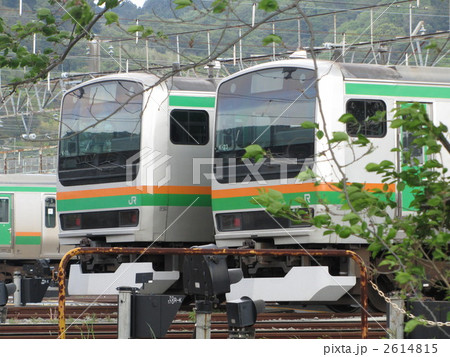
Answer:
top-left (170, 109), bottom-right (209, 145)
top-left (45, 197), bottom-right (56, 228)
top-left (346, 99), bottom-right (386, 137)
top-left (0, 198), bottom-right (9, 223)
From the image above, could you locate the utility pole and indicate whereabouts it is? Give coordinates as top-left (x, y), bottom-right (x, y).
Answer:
top-left (87, 39), bottom-right (101, 73)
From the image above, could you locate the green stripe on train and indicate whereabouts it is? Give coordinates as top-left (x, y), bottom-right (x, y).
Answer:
top-left (57, 193), bottom-right (212, 212)
top-left (0, 237), bottom-right (11, 245)
top-left (0, 186), bottom-right (56, 193)
top-left (212, 191), bottom-right (342, 211)
top-left (169, 95), bottom-right (215, 108)
top-left (345, 83), bottom-right (450, 99)
top-left (15, 236), bottom-right (41, 245)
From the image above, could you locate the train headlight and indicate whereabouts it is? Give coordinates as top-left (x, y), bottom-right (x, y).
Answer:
top-left (119, 210), bottom-right (139, 227)
top-left (289, 208), bottom-right (314, 228)
top-left (217, 213), bottom-right (242, 231)
top-left (61, 213), bottom-right (82, 230)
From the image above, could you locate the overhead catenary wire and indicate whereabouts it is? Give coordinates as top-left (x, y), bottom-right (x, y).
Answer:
top-left (1, 1), bottom-right (448, 69)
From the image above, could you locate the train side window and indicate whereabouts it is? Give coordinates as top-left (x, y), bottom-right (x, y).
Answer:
top-left (170, 109), bottom-right (209, 145)
top-left (346, 99), bottom-right (386, 137)
top-left (0, 198), bottom-right (9, 223)
top-left (45, 197), bottom-right (56, 228)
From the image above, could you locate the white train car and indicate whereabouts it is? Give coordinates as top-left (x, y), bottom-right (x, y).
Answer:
top-left (0, 174), bottom-right (71, 281)
top-left (57, 73), bottom-right (217, 295)
top-left (212, 59), bottom-right (450, 310)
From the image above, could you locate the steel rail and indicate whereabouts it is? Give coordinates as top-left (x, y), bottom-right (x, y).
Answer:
top-left (57, 247), bottom-right (369, 339)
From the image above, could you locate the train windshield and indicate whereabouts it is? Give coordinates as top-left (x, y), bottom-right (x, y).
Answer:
top-left (215, 67), bottom-right (316, 183)
top-left (59, 80), bottom-right (143, 186)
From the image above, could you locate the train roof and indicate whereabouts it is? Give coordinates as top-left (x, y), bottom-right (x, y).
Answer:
top-left (170, 77), bottom-right (218, 92)
top-left (221, 58), bottom-right (450, 86)
top-left (336, 62), bottom-right (450, 84)
top-left (65, 72), bottom-right (218, 94)
top-left (0, 174), bottom-right (56, 186)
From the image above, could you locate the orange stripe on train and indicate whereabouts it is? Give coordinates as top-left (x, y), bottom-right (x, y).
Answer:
top-left (211, 182), bottom-right (395, 199)
top-left (57, 186), bottom-right (211, 200)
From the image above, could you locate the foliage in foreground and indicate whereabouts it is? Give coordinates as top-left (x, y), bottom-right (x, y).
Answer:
top-left (251, 103), bottom-right (449, 301)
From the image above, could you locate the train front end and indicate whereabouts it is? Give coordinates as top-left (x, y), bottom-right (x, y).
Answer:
top-left (212, 60), bottom-right (361, 306)
top-left (57, 73), bottom-right (216, 295)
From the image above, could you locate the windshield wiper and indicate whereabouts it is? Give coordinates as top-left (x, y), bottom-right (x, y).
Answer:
top-left (84, 161), bottom-right (103, 171)
top-left (99, 160), bottom-right (125, 169)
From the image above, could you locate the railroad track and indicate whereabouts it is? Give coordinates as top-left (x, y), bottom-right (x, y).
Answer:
top-left (5, 305), bottom-right (117, 320)
top-left (1, 306), bottom-right (387, 339)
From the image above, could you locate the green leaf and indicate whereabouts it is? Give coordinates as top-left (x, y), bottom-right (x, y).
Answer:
top-left (294, 197), bottom-right (309, 206)
top-left (426, 196), bottom-right (442, 207)
top-left (250, 195), bottom-right (269, 207)
top-left (104, 0), bottom-right (120, 9)
top-left (350, 225), bottom-right (363, 235)
top-left (404, 318), bottom-right (424, 333)
top-left (105, 12), bottom-right (119, 25)
top-left (342, 212), bottom-right (359, 222)
top-left (127, 25), bottom-right (144, 33)
top-left (386, 228), bottom-right (397, 240)
top-left (365, 163), bottom-right (379, 172)
top-left (377, 259), bottom-right (395, 268)
top-left (432, 249), bottom-right (446, 260)
top-left (262, 34), bottom-right (282, 46)
top-left (379, 160), bottom-right (394, 168)
top-left (174, 0), bottom-right (193, 9)
top-left (316, 130), bottom-right (324, 140)
top-left (156, 31), bottom-right (168, 40)
top-left (297, 169), bottom-right (316, 182)
top-left (258, 0), bottom-right (279, 12)
top-left (395, 272), bottom-right (412, 285)
top-left (242, 144), bottom-right (266, 162)
top-left (390, 118), bottom-right (405, 128)
top-left (353, 134), bottom-right (370, 146)
top-left (268, 189), bottom-right (284, 201)
top-left (330, 131), bottom-right (348, 143)
top-left (312, 214), bottom-right (331, 227)
top-left (266, 200), bottom-right (284, 215)
top-left (338, 226), bottom-right (352, 238)
top-left (37, 8), bottom-right (55, 24)
top-left (338, 113), bottom-right (356, 124)
top-left (425, 41), bottom-right (437, 50)
top-left (0, 34), bottom-right (12, 48)
top-left (211, 0), bottom-right (228, 13)
top-left (142, 28), bottom-right (154, 37)
top-left (45, 35), bottom-right (61, 43)
top-left (301, 121), bottom-right (317, 129)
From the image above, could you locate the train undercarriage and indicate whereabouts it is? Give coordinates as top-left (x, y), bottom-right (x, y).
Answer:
top-left (64, 236), bottom-right (397, 313)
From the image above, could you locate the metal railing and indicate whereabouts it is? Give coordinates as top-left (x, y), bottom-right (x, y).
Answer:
top-left (1, 147), bottom-right (57, 174)
top-left (57, 247), bottom-right (369, 339)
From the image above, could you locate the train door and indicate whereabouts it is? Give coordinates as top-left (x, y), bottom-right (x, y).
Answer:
top-left (0, 194), bottom-right (13, 251)
top-left (396, 102), bottom-right (432, 215)
top-left (165, 107), bottom-right (215, 242)
top-left (40, 195), bottom-right (58, 257)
